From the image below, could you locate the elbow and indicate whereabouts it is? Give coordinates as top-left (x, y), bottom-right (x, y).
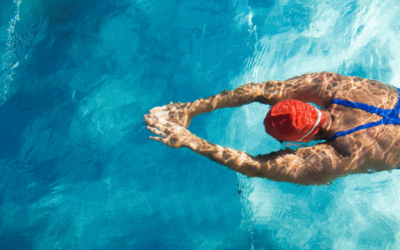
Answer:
top-left (241, 167), bottom-right (261, 178)
top-left (238, 162), bottom-right (263, 178)
top-left (264, 167), bottom-right (336, 186)
top-left (240, 169), bottom-right (334, 185)
top-left (243, 171), bottom-right (260, 178)
top-left (292, 168), bottom-right (338, 186)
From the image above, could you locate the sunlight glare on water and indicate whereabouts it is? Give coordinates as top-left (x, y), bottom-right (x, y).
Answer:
top-left (1, 0), bottom-right (400, 249)
top-left (232, 0), bottom-right (400, 249)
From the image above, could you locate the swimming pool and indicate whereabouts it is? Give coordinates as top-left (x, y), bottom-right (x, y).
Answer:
top-left (1, 0), bottom-right (400, 249)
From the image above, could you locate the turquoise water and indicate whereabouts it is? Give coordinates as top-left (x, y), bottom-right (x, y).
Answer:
top-left (1, 0), bottom-right (400, 249)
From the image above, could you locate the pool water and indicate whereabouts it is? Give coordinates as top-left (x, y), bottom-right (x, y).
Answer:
top-left (1, 0), bottom-right (400, 249)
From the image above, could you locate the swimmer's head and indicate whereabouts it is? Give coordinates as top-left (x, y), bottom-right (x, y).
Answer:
top-left (264, 99), bottom-right (327, 142)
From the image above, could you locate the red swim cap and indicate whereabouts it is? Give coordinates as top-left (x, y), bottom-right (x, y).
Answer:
top-left (264, 100), bottom-right (326, 142)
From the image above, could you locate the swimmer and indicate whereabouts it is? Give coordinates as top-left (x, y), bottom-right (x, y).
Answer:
top-left (144, 72), bottom-right (400, 185)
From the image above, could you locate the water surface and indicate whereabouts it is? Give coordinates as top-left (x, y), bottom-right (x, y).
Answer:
top-left (1, 0), bottom-right (400, 249)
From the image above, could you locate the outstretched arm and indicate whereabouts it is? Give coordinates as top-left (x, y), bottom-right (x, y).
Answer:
top-left (145, 118), bottom-right (353, 185)
top-left (145, 72), bottom-right (349, 128)
top-left (144, 82), bottom-right (262, 128)
top-left (190, 72), bottom-right (349, 114)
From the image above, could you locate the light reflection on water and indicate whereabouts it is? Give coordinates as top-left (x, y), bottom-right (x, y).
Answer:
top-left (230, 0), bottom-right (400, 248)
top-left (1, 0), bottom-right (400, 249)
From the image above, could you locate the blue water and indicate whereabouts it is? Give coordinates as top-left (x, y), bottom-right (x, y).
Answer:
top-left (2, 0), bottom-right (400, 249)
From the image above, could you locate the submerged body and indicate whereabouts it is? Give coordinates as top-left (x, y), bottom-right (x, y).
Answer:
top-left (144, 72), bottom-right (400, 185)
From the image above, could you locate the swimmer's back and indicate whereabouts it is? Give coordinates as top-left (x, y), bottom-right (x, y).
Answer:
top-left (327, 78), bottom-right (400, 170)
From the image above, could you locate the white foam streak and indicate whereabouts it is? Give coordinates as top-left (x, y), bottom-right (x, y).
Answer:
top-left (230, 0), bottom-right (400, 248)
top-left (0, 0), bottom-right (22, 106)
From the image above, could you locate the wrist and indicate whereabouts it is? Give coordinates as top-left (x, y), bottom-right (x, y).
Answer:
top-left (185, 134), bottom-right (201, 150)
top-left (189, 98), bottom-right (211, 117)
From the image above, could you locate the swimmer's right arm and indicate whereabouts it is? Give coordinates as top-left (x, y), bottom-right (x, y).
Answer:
top-left (146, 72), bottom-right (352, 127)
top-left (146, 82), bottom-right (263, 128)
top-left (185, 72), bottom-right (348, 117)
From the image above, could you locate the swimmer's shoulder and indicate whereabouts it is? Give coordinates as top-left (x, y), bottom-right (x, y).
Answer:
top-left (330, 75), bottom-right (396, 104)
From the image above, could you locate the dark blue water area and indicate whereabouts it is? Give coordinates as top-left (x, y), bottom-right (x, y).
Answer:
top-left (3, 0), bottom-right (400, 249)
top-left (0, 0), bottom-right (260, 249)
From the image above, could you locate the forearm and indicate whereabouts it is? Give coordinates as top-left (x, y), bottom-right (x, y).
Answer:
top-left (252, 151), bottom-right (325, 185)
top-left (185, 133), bottom-right (346, 185)
top-left (255, 144), bottom-right (351, 185)
top-left (185, 134), bottom-right (262, 177)
top-left (185, 135), bottom-right (318, 184)
top-left (188, 82), bottom-right (264, 117)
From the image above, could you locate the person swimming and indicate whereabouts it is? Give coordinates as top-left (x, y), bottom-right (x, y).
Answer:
top-left (144, 72), bottom-right (400, 185)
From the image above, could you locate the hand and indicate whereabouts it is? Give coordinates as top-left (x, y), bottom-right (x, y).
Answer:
top-left (146, 118), bottom-right (194, 148)
top-left (144, 102), bottom-right (194, 128)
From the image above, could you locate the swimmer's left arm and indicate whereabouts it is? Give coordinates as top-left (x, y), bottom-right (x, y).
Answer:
top-left (146, 120), bottom-right (266, 177)
top-left (254, 143), bottom-right (353, 185)
top-left (191, 141), bottom-right (352, 186)
top-left (145, 118), bottom-right (352, 185)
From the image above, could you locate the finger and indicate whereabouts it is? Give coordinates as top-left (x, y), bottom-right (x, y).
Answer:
top-left (159, 105), bottom-right (169, 111)
top-left (145, 112), bottom-right (161, 121)
top-left (149, 136), bottom-right (164, 142)
top-left (143, 113), bottom-right (150, 121)
top-left (149, 107), bottom-right (162, 113)
top-left (144, 119), bottom-right (155, 126)
top-left (163, 126), bottom-right (176, 135)
top-left (144, 115), bottom-right (158, 126)
top-left (152, 123), bottom-right (173, 136)
top-left (151, 117), bottom-right (169, 126)
top-left (146, 126), bottom-right (163, 136)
